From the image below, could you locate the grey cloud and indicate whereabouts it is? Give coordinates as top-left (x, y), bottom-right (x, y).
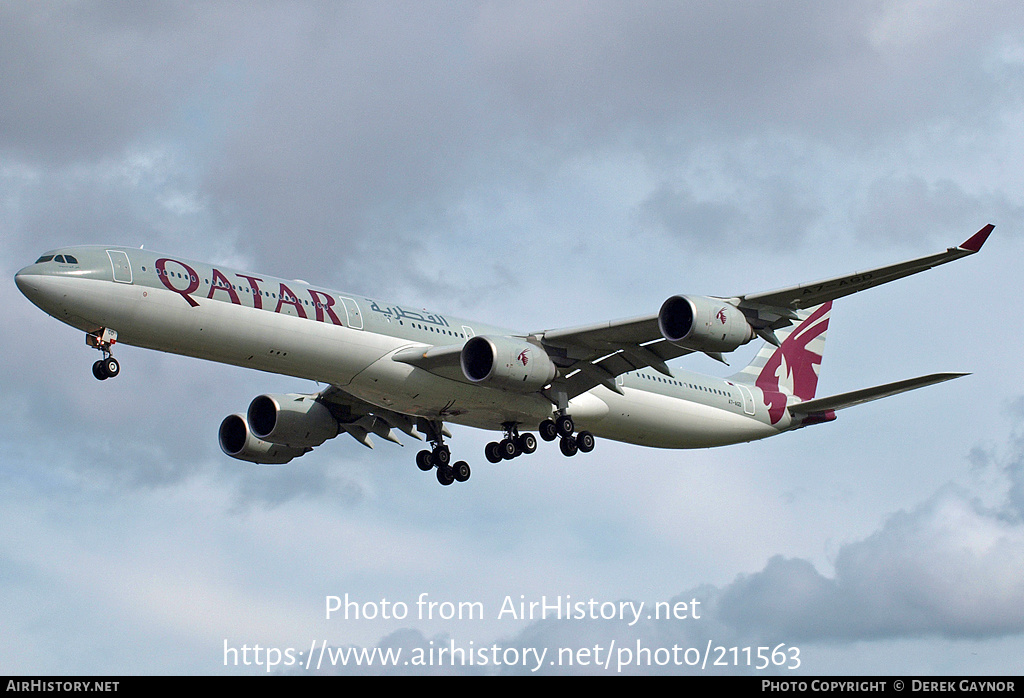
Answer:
top-left (469, 1), bottom-right (1024, 139)
top-left (635, 176), bottom-right (819, 251)
top-left (5, 2), bottom-right (1023, 287)
top-left (854, 176), bottom-right (1024, 248)
top-left (636, 184), bottom-right (749, 245)
top-left (720, 483), bottom-right (1024, 642)
top-left (0, 2), bottom-right (227, 164)
top-left (227, 459), bottom-right (365, 513)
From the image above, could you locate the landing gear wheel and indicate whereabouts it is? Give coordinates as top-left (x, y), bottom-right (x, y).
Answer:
top-left (485, 442), bottom-right (503, 463)
top-left (517, 433), bottom-right (538, 454)
top-left (555, 414), bottom-right (574, 438)
top-left (432, 445), bottom-right (451, 467)
top-left (539, 419), bottom-right (558, 442)
top-left (559, 435), bottom-right (579, 457)
top-left (453, 461), bottom-right (471, 482)
top-left (416, 450), bottom-right (434, 471)
top-left (576, 430), bottom-right (595, 453)
top-left (92, 357), bottom-right (119, 380)
top-left (436, 464), bottom-right (455, 486)
top-left (499, 438), bottom-right (520, 460)
top-left (102, 357), bottom-right (120, 378)
top-left (87, 329), bottom-right (119, 380)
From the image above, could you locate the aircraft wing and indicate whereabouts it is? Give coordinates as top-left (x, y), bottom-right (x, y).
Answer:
top-left (390, 326), bottom-right (695, 398)
top-left (534, 225), bottom-right (992, 400)
top-left (536, 317), bottom-right (693, 397)
top-left (317, 385), bottom-right (441, 448)
top-left (739, 224), bottom-right (993, 310)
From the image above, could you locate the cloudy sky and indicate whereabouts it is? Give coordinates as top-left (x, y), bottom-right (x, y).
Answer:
top-left (3, 1), bottom-right (1024, 675)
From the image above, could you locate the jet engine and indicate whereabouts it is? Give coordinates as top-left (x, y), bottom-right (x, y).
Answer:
top-left (659, 295), bottom-right (755, 353)
top-left (247, 393), bottom-right (339, 449)
top-left (460, 335), bottom-right (557, 392)
top-left (218, 413), bottom-right (308, 464)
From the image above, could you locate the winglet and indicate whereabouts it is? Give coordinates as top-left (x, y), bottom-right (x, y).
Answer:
top-left (960, 224), bottom-right (994, 252)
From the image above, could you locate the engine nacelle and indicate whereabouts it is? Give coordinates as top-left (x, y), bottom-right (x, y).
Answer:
top-left (659, 295), bottom-right (755, 353)
top-left (218, 413), bottom-right (307, 465)
top-left (247, 393), bottom-right (338, 449)
top-left (461, 335), bottom-right (557, 392)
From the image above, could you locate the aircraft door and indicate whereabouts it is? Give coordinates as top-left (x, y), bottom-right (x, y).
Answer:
top-left (737, 385), bottom-right (756, 415)
top-left (107, 250), bottom-right (133, 283)
top-left (340, 297), bottom-right (363, 330)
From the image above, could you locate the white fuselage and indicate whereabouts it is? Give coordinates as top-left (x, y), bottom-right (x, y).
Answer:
top-left (16, 246), bottom-right (789, 450)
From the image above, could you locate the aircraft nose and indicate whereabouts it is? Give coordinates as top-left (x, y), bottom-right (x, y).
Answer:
top-left (15, 267), bottom-right (35, 296)
top-left (15, 267), bottom-right (50, 306)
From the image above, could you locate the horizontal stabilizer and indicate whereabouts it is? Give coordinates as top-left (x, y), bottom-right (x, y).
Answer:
top-left (788, 372), bottom-right (969, 415)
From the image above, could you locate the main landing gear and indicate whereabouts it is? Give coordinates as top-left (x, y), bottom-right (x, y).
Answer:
top-left (484, 423), bottom-right (538, 463)
top-left (416, 421), bottom-right (471, 487)
top-left (415, 414), bottom-right (595, 487)
top-left (538, 414), bottom-right (595, 458)
top-left (87, 328), bottom-right (120, 381)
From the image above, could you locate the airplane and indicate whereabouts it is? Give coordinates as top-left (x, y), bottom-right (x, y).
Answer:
top-left (15, 225), bottom-right (992, 486)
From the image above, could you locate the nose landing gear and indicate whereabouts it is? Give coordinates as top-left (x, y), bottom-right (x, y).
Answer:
top-left (92, 356), bottom-right (120, 380)
top-left (87, 328), bottom-right (120, 380)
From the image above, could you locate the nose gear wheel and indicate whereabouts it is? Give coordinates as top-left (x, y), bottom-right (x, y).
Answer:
top-left (87, 329), bottom-right (120, 380)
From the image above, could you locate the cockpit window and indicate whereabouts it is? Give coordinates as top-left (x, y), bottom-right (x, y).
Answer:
top-left (63, 255), bottom-right (78, 264)
top-left (54, 255), bottom-right (66, 263)
top-left (35, 255), bottom-right (54, 264)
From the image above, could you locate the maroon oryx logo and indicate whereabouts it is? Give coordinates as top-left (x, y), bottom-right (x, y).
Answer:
top-left (756, 302), bottom-right (832, 424)
top-left (517, 349), bottom-right (530, 366)
top-left (716, 308), bottom-right (728, 324)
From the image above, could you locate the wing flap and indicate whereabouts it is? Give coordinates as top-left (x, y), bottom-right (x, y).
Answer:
top-left (540, 315), bottom-right (661, 351)
top-left (318, 385), bottom-right (426, 447)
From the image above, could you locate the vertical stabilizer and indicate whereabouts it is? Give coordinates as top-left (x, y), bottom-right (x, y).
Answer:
top-left (729, 302), bottom-right (832, 424)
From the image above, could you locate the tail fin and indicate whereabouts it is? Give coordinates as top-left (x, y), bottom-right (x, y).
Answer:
top-left (729, 302), bottom-right (832, 423)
